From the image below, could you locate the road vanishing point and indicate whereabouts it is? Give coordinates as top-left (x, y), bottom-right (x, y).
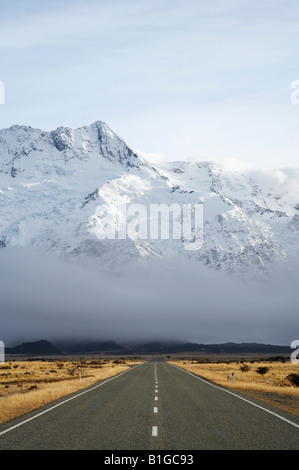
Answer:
top-left (0, 359), bottom-right (298, 450)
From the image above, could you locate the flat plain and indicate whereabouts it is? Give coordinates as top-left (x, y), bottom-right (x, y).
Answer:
top-left (169, 356), bottom-right (299, 416)
top-left (0, 353), bottom-right (298, 425)
top-left (0, 357), bottom-right (144, 424)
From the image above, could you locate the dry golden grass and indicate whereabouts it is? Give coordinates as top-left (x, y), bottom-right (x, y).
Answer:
top-left (0, 358), bottom-right (144, 424)
top-left (169, 359), bottom-right (299, 416)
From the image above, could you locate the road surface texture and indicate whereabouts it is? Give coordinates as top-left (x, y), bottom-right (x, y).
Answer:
top-left (0, 359), bottom-right (298, 450)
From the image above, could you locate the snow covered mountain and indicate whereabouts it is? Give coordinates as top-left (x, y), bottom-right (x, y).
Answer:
top-left (1, 120), bottom-right (299, 274)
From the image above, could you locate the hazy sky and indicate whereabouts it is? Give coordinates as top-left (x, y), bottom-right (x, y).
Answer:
top-left (0, 0), bottom-right (299, 168)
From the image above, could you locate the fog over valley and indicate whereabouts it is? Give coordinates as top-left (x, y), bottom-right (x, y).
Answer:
top-left (1, 249), bottom-right (298, 348)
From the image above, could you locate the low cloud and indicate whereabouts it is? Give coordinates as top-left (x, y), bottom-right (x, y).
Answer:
top-left (0, 248), bottom-right (298, 348)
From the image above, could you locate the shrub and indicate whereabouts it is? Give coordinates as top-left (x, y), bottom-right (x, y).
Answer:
top-left (287, 373), bottom-right (299, 387)
top-left (256, 366), bottom-right (269, 375)
top-left (240, 364), bottom-right (250, 372)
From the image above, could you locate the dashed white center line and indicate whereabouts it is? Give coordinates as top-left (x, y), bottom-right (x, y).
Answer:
top-left (152, 363), bottom-right (159, 438)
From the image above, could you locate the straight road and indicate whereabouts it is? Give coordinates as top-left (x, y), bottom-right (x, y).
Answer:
top-left (0, 359), bottom-right (298, 450)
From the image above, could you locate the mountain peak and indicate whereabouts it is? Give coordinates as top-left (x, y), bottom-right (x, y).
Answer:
top-left (89, 120), bottom-right (109, 131)
top-left (0, 120), bottom-right (298, 274)
top-left (0, 120), bottom-right (143, 178)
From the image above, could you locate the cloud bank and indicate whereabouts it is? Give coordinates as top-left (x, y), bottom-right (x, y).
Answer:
top-left (0, 248), bottom-right (298, 348)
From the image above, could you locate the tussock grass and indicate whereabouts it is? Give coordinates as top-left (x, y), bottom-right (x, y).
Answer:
top-left (169, 359), bottom-right (299, 416)
top-left (169, 359), bottom-right (299, 392)
top-left (0, 358), bottom-right (143, 424)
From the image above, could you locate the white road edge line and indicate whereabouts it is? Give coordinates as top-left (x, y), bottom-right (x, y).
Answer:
top-left (0, 363), bottom-right (143, 437)
top-left (171, 364), bottom-right (299, 430)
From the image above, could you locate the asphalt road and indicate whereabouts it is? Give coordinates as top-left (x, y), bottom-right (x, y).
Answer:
top-left (0, 359), bottom-right (298, 450)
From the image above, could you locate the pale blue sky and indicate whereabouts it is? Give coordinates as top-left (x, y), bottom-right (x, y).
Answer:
top-left (0, 0), bottom-right (299, 167)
